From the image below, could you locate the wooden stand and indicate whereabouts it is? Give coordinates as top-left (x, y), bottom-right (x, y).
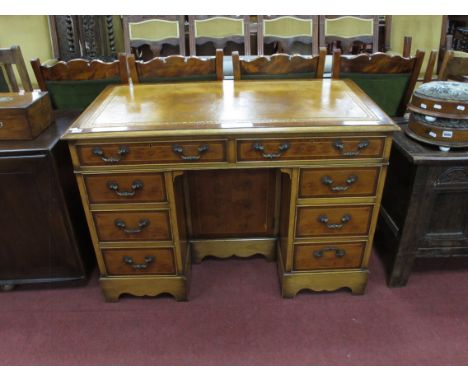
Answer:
top-left (0, 113), bottom-right (93, 289)
top-left (375, 127), bottom-right (468, 287)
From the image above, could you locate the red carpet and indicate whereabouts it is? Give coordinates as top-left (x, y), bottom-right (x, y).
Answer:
top-left (1, 250), bottom-right (468, 365)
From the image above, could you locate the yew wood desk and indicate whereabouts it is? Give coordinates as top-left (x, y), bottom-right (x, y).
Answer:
top-left (62, 79), bottom-right (399, 301)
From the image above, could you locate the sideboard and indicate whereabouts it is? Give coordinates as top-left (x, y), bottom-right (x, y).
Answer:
top-left (62, 79), bottom-right (399, 301)
top-left (375, 127), bottom-right (468, 286)
top-left (0, 113), bottom-right (94, 290)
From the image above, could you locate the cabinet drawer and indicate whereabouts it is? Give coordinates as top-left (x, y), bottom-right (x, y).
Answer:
top-left (93, 210), bottom-right (171, 242)
top-left (294, 242), bottom-right (366, 271)
top-left (77, 140), bottom-right (226, 166)
top-left (237, 137), bottom-right (384, 162)
top-left (296, 205), bottom-right (373, 237)
top-left (299, 167), bottom-right (380, 198)
top-left (84, 173), bottom-right (166, 204)
top-left (102, 248), bottom-right (175, 275)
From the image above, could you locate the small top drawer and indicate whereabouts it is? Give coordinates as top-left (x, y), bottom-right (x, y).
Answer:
top-left (299, 167), bottom-right (380, 198)
top-left (84, 173), bottom-right (166, 204)
top-left (76, 140), bottom-right (227, 166)
top-left (237, 137), bottom-right (384, 162)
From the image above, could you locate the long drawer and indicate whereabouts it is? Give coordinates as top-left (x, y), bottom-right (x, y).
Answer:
top-left (102, 248), bottom-right (176, 275)
top-left (237, 137), bottom-right (384, 162)
top-left (293, 242), bottom-right (366, 271)
top-left (93, 210), bottom-right (172, 242)
top-left (84, 173), bottom-right (166, 204)
top-left (76, 140), bottom-right (227, 166)
top-left (296, 205), bottom-right (373, 237)
top-left (299, 167), bottom-right (380, 198)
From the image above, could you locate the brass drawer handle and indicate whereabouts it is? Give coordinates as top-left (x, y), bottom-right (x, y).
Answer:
top-left (318, 214), bottom-right (351, 229)
top-left (92, 145), bottom-right (129, 163)
top-left (114, 218), bottom-right (150, 234)
top-left (252, 142), bottom-right (290, 159)
top-left (107, 180), bottom-right (144, 197)
top-left (333, 139), bottom-right (369, 157)
top-left (123, 255), bottom-right (155, 270)
top-left (172, 143), bottom-right (209, 161)
top-left (321, 175), bottom-right (358, 192)
top-left (313, 248), bottom-right (346, 258)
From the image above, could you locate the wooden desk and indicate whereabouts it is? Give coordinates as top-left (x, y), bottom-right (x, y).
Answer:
top-left (62, 79), bottom-right (398, 301)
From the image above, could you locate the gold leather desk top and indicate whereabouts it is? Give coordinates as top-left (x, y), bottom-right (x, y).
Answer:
top-left (62, 79), bottom-right (398, 140)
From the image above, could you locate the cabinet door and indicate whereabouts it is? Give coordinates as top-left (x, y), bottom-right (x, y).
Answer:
top-left (0, 154), bottom-right (85, 283)
top-left (415, 166), bottom-right (468, 250)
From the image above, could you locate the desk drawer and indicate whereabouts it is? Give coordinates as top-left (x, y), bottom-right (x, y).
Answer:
top-left (84, 173), bottom-right (166, 204)
top-left (103, 248), bottom-right (175, 275)
top-left (294, 242), bottom-right (365, 271)
top-left (237, 137), bottom-right (384, 162)
top-left (77, 140), bottom-right (226, 166)
top-left (93, 210), bottom-right (171, 242)
top-left (299, 167), bottom-right (380, 198)
top-left (296, 205), bottom-right (373, 237)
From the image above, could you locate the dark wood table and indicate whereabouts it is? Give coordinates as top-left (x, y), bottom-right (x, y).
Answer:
top-left (375, 125), bottom-right (468, 287)
top-left (0, 112), bottom-right (94, 290)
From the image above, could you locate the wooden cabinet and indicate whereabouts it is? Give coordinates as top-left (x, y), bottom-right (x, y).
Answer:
top-left (375, 128), bottom-right (468, 287)
top-left (63, 80), bottom-right (398, 301)
top-left (83, 173), bottom-right (167, 204)
top-left (0, 114), bottom-right (93, 289)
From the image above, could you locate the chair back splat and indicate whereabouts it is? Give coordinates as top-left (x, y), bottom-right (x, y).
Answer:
top-left (123, 16), bottom-right (186, 59)
top-left (257, 15), bottom-right (319, 55)
top-left (320, 15), bottom-right (379, 54)
top-left (188, 16), bottom-right (250, 56)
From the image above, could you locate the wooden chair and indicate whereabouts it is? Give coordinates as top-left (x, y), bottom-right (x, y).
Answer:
top-left (438, 50), bottom-right (468, 81)
top-left (0, 45), bottom-right (33, 92)
top-left (320, 16), bottom-right (379, 54)
top-left (383, 34), bottom-right (436, 83)
top-left (0, 69), bottom-right (8, 92)
top-left (123, 16), bottom-right (186, 59)
top-left (128, 49), bottom-right (224, 84)
top-left (232, 47), bottom-right (326, 80)
top-left (257, 15), bottom-right (319, 55)
top-left (331, 49), bottom-right (425, 117)
top-left (188, 16), bottom-right (250, 56)
top-left (31, 54), bottom-right (128, 110)
top-left (423, 49), bottom-right (439, 83)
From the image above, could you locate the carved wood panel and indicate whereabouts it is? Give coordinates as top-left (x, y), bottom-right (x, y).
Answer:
top-left (49, 16), bottom-right (117, 61)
